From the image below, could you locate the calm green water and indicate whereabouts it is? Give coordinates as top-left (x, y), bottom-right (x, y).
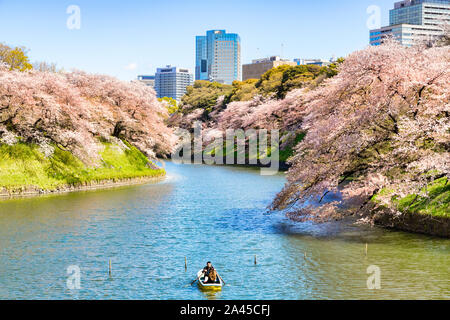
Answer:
top-left (0, 162), bottom-right (448, 300)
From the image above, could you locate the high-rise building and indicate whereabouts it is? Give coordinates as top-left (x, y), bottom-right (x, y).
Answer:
top-left (195, 30), bottom-right (241, 84)
top-left (390, 0), bottom-right (450, 25)
top-left (243, 56), bottom-right (297, 81)
top-left (154, 66), bottom-right (194, 102)
top-left (195, 36), bottom-right (208, 82)
top-left (137, 75), bottom-right (155, 88)
top-left (370, 0), bottom-right (450, 46)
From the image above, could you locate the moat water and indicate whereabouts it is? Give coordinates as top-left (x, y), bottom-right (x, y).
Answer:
top-left (0, 162), bottom-right (448, 299)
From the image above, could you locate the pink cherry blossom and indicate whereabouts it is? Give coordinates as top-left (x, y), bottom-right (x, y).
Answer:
top-left (0, 68), bottom-right (176, 165)
top-left (273, 41), bottom-right (449, 221)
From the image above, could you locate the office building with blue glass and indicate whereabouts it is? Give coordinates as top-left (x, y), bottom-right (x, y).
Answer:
top-left (196, 30), bottom-right (241, 84)
top-left (370, 0), bottom-right (450, 46)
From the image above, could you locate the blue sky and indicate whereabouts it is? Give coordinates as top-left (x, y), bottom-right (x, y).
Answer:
top-left (0, 0), bottom-right (394, 80)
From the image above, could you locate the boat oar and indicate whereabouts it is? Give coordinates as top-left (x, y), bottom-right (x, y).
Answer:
top-left (217, 273), bottom-right (226, 286)
top-left (190, 273), bottom-right (202, 286)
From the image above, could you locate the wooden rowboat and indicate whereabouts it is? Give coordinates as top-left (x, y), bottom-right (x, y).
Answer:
top-left (196, 270), bottom-right (223, 291)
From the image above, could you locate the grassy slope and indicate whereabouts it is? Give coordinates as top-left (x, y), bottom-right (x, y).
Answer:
top-left (396, 177), bottom-right (449, 218)
top-left (204, 132), bottom-right (305, 164)
top-left (0, 141), bottom-right (164, 192)
top-left (279, 132), bottom-right (306, 162)
top-left (373, 177), bottom-right (449, 218)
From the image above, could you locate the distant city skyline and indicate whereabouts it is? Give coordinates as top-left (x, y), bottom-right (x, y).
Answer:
top-left (0, 0), bottom-right (396, 81)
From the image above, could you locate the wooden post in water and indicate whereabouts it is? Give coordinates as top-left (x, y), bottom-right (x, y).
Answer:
top-left (109, 259), bottom-right (112, 277)
top-left (185, 257), bottom-right (187, 271)
top-left (254, 255), bottom-right (257, 265)
top-left (304, 252), bottom-right (307, 259)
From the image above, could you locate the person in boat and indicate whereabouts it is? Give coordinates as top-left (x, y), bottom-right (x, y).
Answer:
top-left (202, 262), bottom-right (217, 283)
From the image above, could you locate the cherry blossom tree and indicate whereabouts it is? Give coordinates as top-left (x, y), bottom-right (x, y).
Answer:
top-left (272, 41), bottom-right (449, 221)
top-left (0, 66), bottom-right (175, 165)
top-left (167, 37), bottom-right (448, 223)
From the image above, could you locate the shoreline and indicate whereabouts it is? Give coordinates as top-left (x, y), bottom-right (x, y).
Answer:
top-left (0, 175), bottom-right (165, 200)
top-left (2, 161), bottom-right (448, 239)
top-left (166, 160), bottom-right (449, 238)
top-left (369, 203), bottom-right (450, 238)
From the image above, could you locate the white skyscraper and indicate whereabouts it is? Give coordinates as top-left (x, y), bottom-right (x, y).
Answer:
top-left (154, 66), bottom-right (194, 102)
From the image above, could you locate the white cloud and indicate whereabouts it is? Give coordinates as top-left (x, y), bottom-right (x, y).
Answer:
top-left (124, 63), bottom-right (138, 70)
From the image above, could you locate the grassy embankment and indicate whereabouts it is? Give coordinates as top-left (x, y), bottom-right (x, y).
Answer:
top-left (373, 177), bottom-right (449, 218)
top-left (0, 140), bottom-right (165, 193)
top-left (203, 132), bottom-right (306, 166)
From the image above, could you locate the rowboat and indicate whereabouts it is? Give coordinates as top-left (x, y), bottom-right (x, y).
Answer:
top-left (196, 270), bottom-right (223, 291)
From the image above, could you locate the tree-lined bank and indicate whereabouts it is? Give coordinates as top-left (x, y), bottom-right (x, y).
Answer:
top-left (0, 54), bottom-right (176, 196)
top-left (169, 38), bottom-right (449, 237)
top-left (1, 37), bottom-right (448, 237)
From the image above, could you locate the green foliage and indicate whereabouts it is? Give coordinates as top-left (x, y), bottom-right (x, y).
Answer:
top-left (159, 97), bottom-right (178, 115)
top-left (396, 177), bottom-right (449, 218)
top-left (278, 132), bottom-right (306, 162)
top-left (255, 65), bottom-right (292, 97)
top-left (0, 44), bottom-right (33, 71)
top-left (373, 177), bottom-right (449, 218)
top-left (179, 60), bottom-right (344, 114)
top-left (0, 141), bottom-right (165, 192)
top-left (181, 80), bottom-right (233, 112)
top-left (227, 79), bottom-right (259, 102)
top-left (86, 141), bottom-right (163, 182)
top-left (255, 64), bottom-right (336, 99)
top-left (278, 65), bottom-right (322, 98)
top-left (208, 132), bottom-right (305, 166)
top-left (320, 58), bottom-right (345, 78)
